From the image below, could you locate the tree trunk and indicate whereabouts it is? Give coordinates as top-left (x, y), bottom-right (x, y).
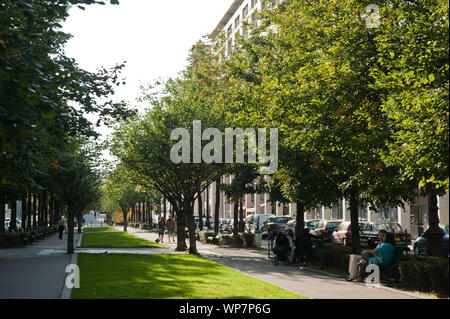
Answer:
top-left (10, 200), bottom-right (17, 231)
top-left (175, 208), bottom-right (187, 251)
top-left (186, 204), bottom-right (198, 254)
top-left (205, 186), bottom-right (211, 229)
top-left (77, 211), bottom-right (83, 234)
top-left (27, 192), bottom-right (32, 230)
top-left (163, 197), bottom-right (167, 219)
top-left (0, 196), bottom-right (5, 234)
top-left (349, 188), bottom-right (361, 254)
top-left (426, 194), bottom-right (443, 257)
top-left (32, 193), bottom-right (37, 230)
top-left (49, 192), bottom-right (54, 226)
top-left (21, 197), bottom-right (27, 230)
top-left (122, 207), bottom-right (128, 232)
top-left (43, 190), bottom-right (48, 227)
top-left (214, 178), bottom-right (220, 234)
top-left (198, 190), bottom-right (204, 231)
top-left (38, 192), bottom-right (43, 228)
top-left (67, 202), bottom-right (75, 254)
top-left (149, 205), bottom-right (153, 228)
top-left (238, 199), bottom-right (245, 233)
top-left (233, 201), bottom-right (239, 236)
top-left (295, 202), bottom-right (305, 237)
top-left (142, 202), bottom-right (146, 223)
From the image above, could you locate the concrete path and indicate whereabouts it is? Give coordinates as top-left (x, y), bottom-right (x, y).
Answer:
top-left (122, 226), bottom-right (429, 299)
top-left (0, 232), bottom-right (81, 299)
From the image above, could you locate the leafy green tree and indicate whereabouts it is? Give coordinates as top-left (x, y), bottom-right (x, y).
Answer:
top-left (220, 0), bottom-right (419, 253)
top-left (111, 44), bottom-right (228, 254)
top-left (371, 0), bottom-right (449, 256)
top-left (103, 165), bottom-right (140, 232)
top-left (51, 138), bottom-right (102, 253)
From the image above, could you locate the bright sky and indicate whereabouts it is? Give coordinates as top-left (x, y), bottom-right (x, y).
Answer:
top-left (62, 0), bottom-right (234, 161)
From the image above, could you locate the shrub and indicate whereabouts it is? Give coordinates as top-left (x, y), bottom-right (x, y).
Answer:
top-left (199, 230), bottom-right (215, 244)
top-left (0, 232), bottom-right (26, 247)
top-left (242, 233), bottom-right (255, 248)
top-left (399, 255), bottom-right (449, 296)
top-left (219, 234), bottom-right (235, 247)
top-left (233, 233), bottom-right (244, 248)
top-left (314, 243), bottom-right (351, 274)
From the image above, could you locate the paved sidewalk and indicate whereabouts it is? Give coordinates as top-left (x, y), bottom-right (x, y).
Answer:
top-left (122, 226), bottom-right (429, 299)
top-left (0, 232), bottom-right (81, 299)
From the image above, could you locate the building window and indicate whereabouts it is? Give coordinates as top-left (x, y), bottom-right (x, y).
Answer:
top-left (358, 205), bottom-right (368, 221)
top-left (283, 204), bottom-right (289, 216)
top-left (251, 0), bottom-right (257, 8)
top-left (242, 5), bottom-right (249, 17)
top-left (331, 201), bottom-right (343, 220)
top-left (261, 1), bottom-right (266, 10)
top-left (235, 15), bottom-right (240, 29)
top-left (314, 205), bottom-right (322, 219)
top-left (227, 25), bottom-right (233, 36)
top-left (379, 205), bottom-right (398, 222)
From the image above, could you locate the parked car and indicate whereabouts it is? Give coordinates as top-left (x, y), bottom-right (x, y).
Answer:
top-left (305, 219), bottom-right (321, 231)
top-left (413, 225), bottom-right (449, 257)
top-left (283, 220), bottom-right (297, 239)
top-left (245, 214), bottom-right (275, 233)
top-left (262, 216), bottom-right (293, 239)
top-left (332, 221), bottom-right (364, 246)
top-left (201, 217), bottom-right (215, 230)
top-left (360, 222), bottom-right (412, 249)
top-left (219, 218), bottom-right (232, 231)
top-left (222, 219), bottom-right (234, 232)
top-left (310, 220), bottom-right (342, 242)
top-left (282, 219), bottom-right (321, 239)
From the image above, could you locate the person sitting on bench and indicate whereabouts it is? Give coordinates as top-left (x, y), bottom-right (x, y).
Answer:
top-left (351, 229), bottom-right (396, 282)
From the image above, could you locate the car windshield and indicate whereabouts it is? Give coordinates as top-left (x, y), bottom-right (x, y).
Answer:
top-left (441, 225), bottom-right (449, 235)
top-left (376, 223), bottom-right (404, 233)
top-left (327, 222), bottom-right (340, 228)
top-left (307, 221), bottom-right (319, 228)
top-left (273, 217), bottom-right (290, 223)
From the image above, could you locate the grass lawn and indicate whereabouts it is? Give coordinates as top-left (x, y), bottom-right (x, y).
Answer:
top-left (72, 253), bottom-right (307, 299)
top-left (81, 231), bottom-right (164, 248)
top-left (83, 227), bottom-right (116, 232)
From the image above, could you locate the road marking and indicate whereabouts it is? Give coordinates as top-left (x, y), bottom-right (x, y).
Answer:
top-left (38, 249), bottom-right (55, 255)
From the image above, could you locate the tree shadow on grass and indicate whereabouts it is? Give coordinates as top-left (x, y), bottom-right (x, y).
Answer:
top-left (73, 253), bottom-right (303, 299)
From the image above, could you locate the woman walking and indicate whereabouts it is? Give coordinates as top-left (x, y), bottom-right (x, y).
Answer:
top-left (157, 216), bottom-right (166, 243)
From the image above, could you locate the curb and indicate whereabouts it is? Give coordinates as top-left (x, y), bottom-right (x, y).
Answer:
top-left (302, 266), bottom-right (434, 299)
top-left (301, 266), bottom-right (346, 278)
top-left (60, 252), bottom-right (78, 299)
top-left (76, 232), bottom-right (83, 248)
top-left (60, 233), bottom-right (82, 299)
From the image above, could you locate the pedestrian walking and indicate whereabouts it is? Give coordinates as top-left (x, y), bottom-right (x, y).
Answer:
top-left (166, 215), bottom-right (176, 242)
top-left (58, 217), bottom-right (65, 240)
top-left (157, 216), bottom-right (166, 243)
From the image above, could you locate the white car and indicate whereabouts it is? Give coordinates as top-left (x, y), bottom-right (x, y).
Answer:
top-left (246, 214), bottom-right (275, 233)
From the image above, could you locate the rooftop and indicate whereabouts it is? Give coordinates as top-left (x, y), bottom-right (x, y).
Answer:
top-left (211, 0), bottom-right (244, 39)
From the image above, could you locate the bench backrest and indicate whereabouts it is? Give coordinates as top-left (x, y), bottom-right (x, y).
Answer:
top-left (383, 246), bottom-right (404, 269)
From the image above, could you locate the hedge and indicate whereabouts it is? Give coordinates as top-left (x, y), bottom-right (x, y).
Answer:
top-left (398, 255), bottom-right (449, 296)
top-left (199, 230), bottom-right (215, 244)
top-left (0, 226), bottom-right (57, 248)
top-left (218, 233), bottom-right (255, 248)
top-left (311, 243), bottom-right (449, 297)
